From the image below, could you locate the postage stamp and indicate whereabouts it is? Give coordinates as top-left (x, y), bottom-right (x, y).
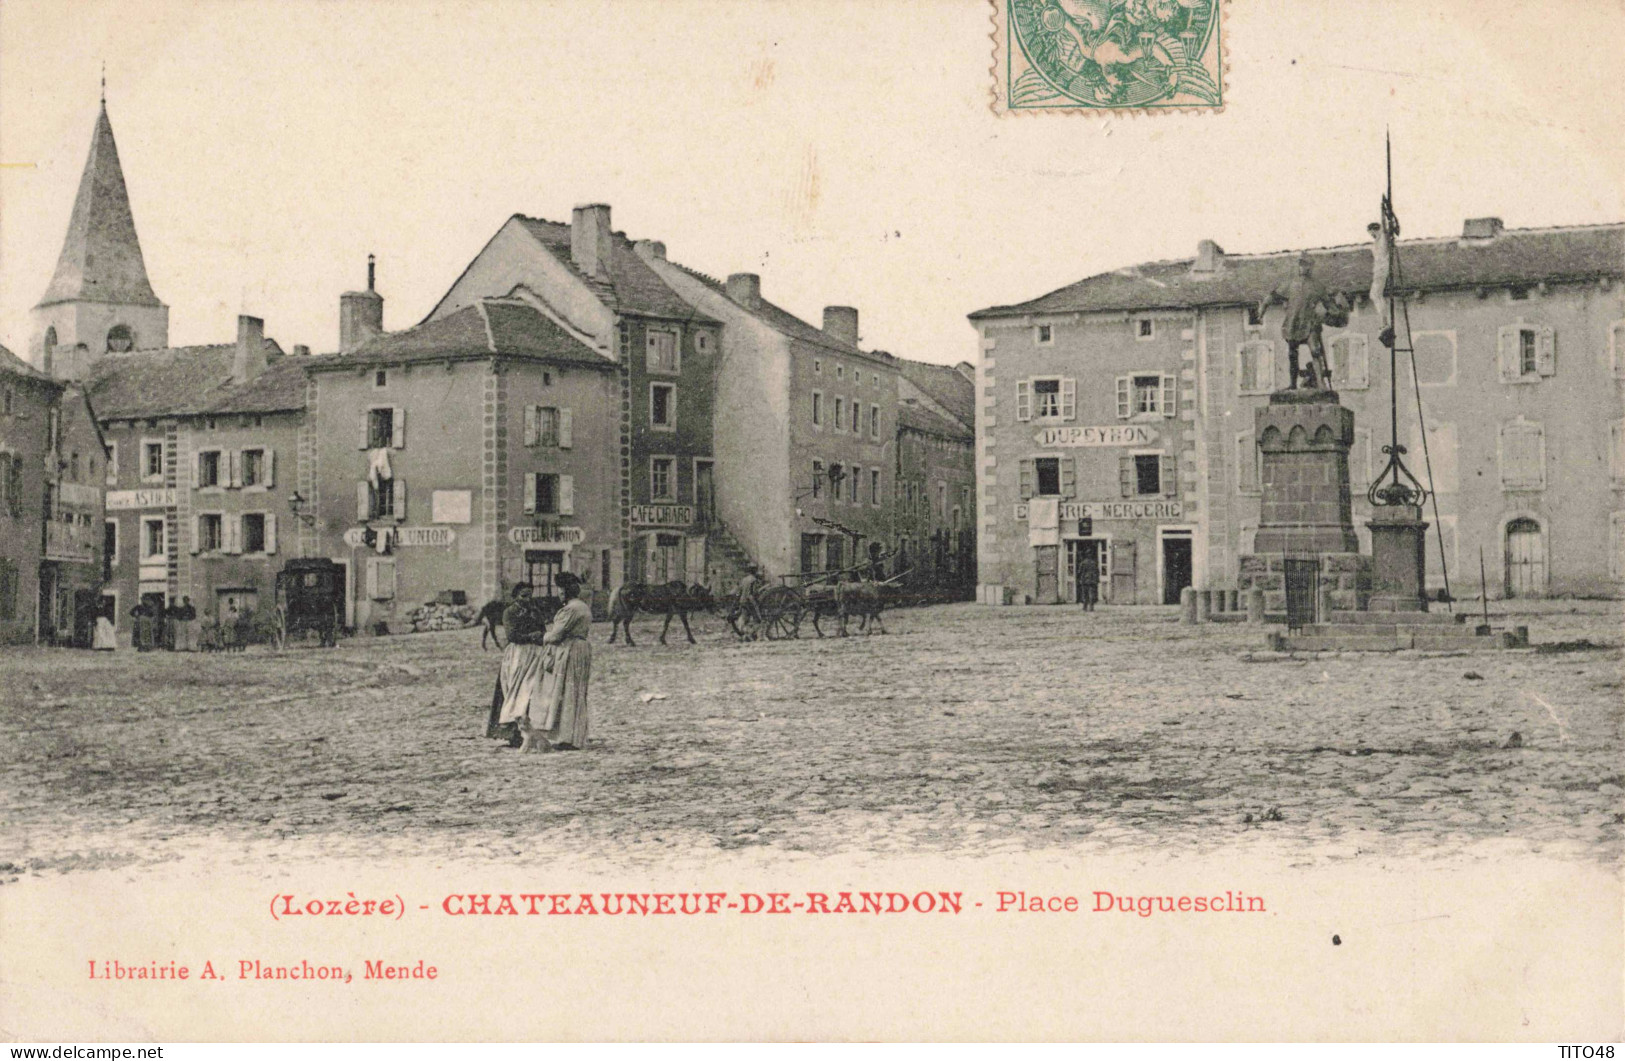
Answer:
top-left (991, 0), bottom-right (1224, 114)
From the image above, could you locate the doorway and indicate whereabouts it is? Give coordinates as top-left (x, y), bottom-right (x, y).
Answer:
top-left (1160, 530), bottom-right (1193, 605)
top-left (647, 534), bottom-right (684, 585)
top-left (525, 549), bottom-right (566, 599)
top-left (215, 588), bottom-right (257, 627)
top-left (1065, 538), bottom-right (1107, 604)
top-left (1504, 518), bottom-right (1546, 598)
top-left (1284, 559), bottom-right (1319, 631)
top-left (801, 533), bottom-right (824, 575)
top-left (695, 460), bottom-right (715, 529)
top-left (1034, 544), bottom-right (1058, 603)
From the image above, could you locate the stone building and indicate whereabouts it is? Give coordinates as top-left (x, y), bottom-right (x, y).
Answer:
top-left (645, 259), bottom-right (900, 582)
top-left (0, 345), bottom-right (108, 645)
top-left (893, 358), bottom-right (976, 591)
top-left (304, 292), bottom-right (620, 629)
top-left (970, 220), bottom-right (1625, 603)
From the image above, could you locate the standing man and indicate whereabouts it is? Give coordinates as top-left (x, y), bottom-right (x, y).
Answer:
top-left (1076, 543), bottom-right (1100, 612)
top-left (175, 596), bottom-right (198, 652)
top-left (1259, 253), bottom-right (1348, 390)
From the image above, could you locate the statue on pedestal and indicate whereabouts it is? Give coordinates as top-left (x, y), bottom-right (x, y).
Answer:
top-left (1259, 253), bottom-right (1350, 391)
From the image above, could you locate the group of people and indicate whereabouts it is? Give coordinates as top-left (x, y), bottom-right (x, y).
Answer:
top-left (483, 573), bottom-right (593, 754)
top-left (116, 596), bottom-right (253, 653)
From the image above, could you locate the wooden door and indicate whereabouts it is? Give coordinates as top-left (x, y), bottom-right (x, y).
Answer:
top-left (1109, 540), bottom-right (1136, 605)
top-left (1034, 545), bottom-right (1058, 603)
top-left (1284, 559), bottom-right (1319, 630)
top-left (1504, 518), bottom-right (1546, 598)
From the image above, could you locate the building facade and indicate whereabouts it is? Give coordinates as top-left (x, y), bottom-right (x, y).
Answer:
top-left (893, 358), bottom-right (977, 592)
top-left (971, 220), bottom-right (1625, 604)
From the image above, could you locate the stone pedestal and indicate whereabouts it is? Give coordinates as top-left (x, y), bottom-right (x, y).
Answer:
top-left (1367, 505), bottom-right (1429, 612)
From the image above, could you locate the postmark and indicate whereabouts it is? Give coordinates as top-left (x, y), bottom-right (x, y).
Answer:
top-left (992, 0), bottom-right (1224, 114)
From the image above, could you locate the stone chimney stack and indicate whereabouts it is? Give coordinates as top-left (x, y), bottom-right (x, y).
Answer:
top-left (823, 306), bottom-right (859, 345)
top-left (1193, 239), bottom-right (1226, 273)
top-left (1462, 217), bottom-right (1504, 240)
top-left (292, 344), bottom-right (310, 358)
top-left (726, 273), bottom-right (762, 309)
top-left (340, 254), bottom-right (384, 353)
top-left (233, 315), bottom-right (266, 384)
top-left (570, 204), bottom-right (613, 279)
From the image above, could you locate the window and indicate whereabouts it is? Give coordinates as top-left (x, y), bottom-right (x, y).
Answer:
top-left (367, 407), bottom-right (396, 448)
top-left (105, 442), bottom-right (118, 486)
top-left (68, 451), bottom-right (80, 482)
top-left (849, 465), bottom-right (860, 503)
top-left (1117, 374), bottom-right (1177, 418)
top-left (0, 558), bottom-right (14, 621)
top-left (938, 481), bottom-right (947, 519)
top-left (646, 329), bottom-right (680, 373)
top-left (1035, 324), bottom-right (1053, 345)
top-left (243, 514), bottom-right (268, 554)
top-left (524, 405), bottom-right (570, 447)
top-left (812, 391), bottom-right (823, 427)
top-left (1134, 375), bottom-right (1161, 415)
top-left (869, 404), bottom-right (880, 440)
top-left (1412, 332), bottom-right (1456, 386)
top-left (1245, 304), bottom-right (1264, 328)
top-left (650, 383), bottom-right (676, 430)
top-left (1237, 432), bottom-right (1259, 494)
top-left (0, 453), bottom-right (14, 517)
top-left (1328, 334), bottom-right (1369, 389)
top-left (373, 369), bottom-right (387, 388)
top-left (1499, 324), bottom-right (1554, 381)
top-left (1121, 453), bottom-right (1176, 497)
top-left (1136, 318), bottom-right (1154, 340)
top-left (650, 457), bottom-right (675, 501)
top-left (1135, 454), bottom-right (1162, 495)
top-left (850, 399), bottom-right (860, 433)
top-left (870, 469), bottom-right (880, 505)
top-left (104, 520), bottom-right (118, 570)
top-left (1017, 377), bottom-right (1075, 422)
top-left (836, 364), bottom-right (845, 380)
top-left (142, 518), bottom-right (165, 562)
top-left (1035, 457), bottom-right (1061, 497)
top-left (1034, 379), bottom-right (1060, 418)
top-left (241, 448), bottom-right (267, 488)
top-left (814, 359), bottom-right (822, 375)
top-left (367, 558), bottom-right (397, 601)
top-left (359, 478), bottom-right (402, 521)
top-left (1509, 285), bottom-right (1530, 301)
top-left (196, 450), bottom-right (222, 488)
top-left (696, 332), bottom-right (712, 355)
top-left (825, 537), bottom-right (844, 572)
top-left (811, 460), bottom-right (823, 499)
top-left (143, 441), bottom-right (164, 482)
top-left (834, 397), bottom-right (846, 432)
top-left (871, 373), bottom-right (879, 387)
top-left (1499, 419), bottom-right (1545, 489)
top-left (198, 514), bottom-right (224, 553)
top-left (524, 473), bottom-right (573, 516)
top-left (1237, 341), bottom-right (1274, 394)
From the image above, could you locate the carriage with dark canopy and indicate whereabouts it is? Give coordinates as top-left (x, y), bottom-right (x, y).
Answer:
top-left (274, 558), bottom-right (345, 647)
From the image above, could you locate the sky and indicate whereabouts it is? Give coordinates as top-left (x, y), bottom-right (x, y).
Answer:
top-left (1, 0), bottom-right (1621, 366)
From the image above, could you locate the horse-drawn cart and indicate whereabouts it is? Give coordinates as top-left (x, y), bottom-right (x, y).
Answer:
top-left (730, 553), bottom-right (906, 640)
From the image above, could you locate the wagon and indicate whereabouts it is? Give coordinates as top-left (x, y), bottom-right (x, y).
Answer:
top-left (729, 551), bottom-right (906, 640)
top-left (274, 558), bottom-right (345, 647)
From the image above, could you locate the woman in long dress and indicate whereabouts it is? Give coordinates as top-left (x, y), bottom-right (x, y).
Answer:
top-left (495, 584), bottom-right (548, 742)
top-left (522, 571), bottom-right (593, 753)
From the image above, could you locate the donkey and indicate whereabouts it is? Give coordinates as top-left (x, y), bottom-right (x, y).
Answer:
top-left (834, 578), bottom-right (887, 636)
top-left (472, 599), bottom-right (507, 650)
top-left (608, 582), bottom-right (715, 646)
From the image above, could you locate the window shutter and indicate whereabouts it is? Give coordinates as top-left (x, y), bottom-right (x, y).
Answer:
top-left (523, 474), bottom-right (537, 514)
top-left (1119, 455), bottom-right (1134, 497)
top-left (1498, 325), bottom-right (1517, 381)
top-left (191, 452), bottom-right (201, 488)
top-left (524, 404), bottom-right (538, 447)
top-left (264, 448), bottom-right (275, 488)
top-left (1536, 327), bottom-right (1556, 376)
top-left (391, 407), bottom-right (406, 448)
top-left (1161, 375), bottom-right (1178, 418)
top-left (1116, 376), bottom-right (1131, 419)
top-left (366, 559), bottom-right (378, 600)
top-left (1260, 343), bottom-right (1276, 391)
top-left (1018, 459), bottom-right (1034, 500)
top-left (392, 479), bottom-right (408, 521)
top-left (1060, 378), bottom-right (1077, 421)
top-left (357, 481), bottom-right (370, 521)
top-left (1016, 380), bottom-right (1032, 422)
top-left (559, 475), bottom-right (575, 516)
top-left (358, 415), bottom-right (370, 450)
top-left (225, 514), bottom-right (241, 555)
top-left (1348, 337), bottom-right (1369, 388)
top-left (1161, 455), bottom-right (1178, 497)
top-left (265, 514), bottom-right (278, 555)
top-left (1059, 458), bottom-right (1076, 498)
top-left (559, 408), bottom-right (573, 449)
top-left (190, 515), bottom-right (201, 555)
top-left (228, 450), bottom-right (241, 489)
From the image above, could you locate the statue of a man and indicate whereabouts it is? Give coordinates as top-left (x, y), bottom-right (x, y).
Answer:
top-left (1259, 253), bottom-right (1349, 390)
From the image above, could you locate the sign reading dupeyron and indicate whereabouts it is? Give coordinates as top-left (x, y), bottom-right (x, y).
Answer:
top-left (992, 0), bottom-right (1224, 114)
top-left (1035, 425), bottom-right (1158, 448)
top-left (1016, 500), bottom-right (1183, 521)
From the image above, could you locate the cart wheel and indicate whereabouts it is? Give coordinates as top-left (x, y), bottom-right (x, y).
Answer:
top-left (758, 587), bottom-right (801, 641)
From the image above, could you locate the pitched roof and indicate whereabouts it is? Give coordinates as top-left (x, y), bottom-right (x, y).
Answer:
top-left (970, 223), bottom-right (1625, 319)
top-left (315, 299), bottom-right (612, 371)
top-left (899, 400), bottom-right (972, 442)
top-left (88, 339), bottom-right (296, 420)
top-left (667, 261), bottom-right (889, 360)
top-left (515, 216), bottom-right (716, 323)
top-left (37, 104), bottom-right (163, 309)
top-left (0, 342), bottom-right (58, 386)
top-left (894, 357), bottom-right (974, 429)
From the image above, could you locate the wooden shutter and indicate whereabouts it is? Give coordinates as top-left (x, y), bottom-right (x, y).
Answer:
top-left (358, 414), bottom-right (370, 450)
top-left (191, 452), bottom-right (201, 488)
top-left (1059, 458), bottom-right (1076, 498)
top-left (1347, 336), bottom-right (1369, 388)
top-left (559, 475), bottom-right (574, 516)
top-left (190, 514), bottom-right (201, 555)
top-left (1161, 455), bottom-right (1178, 497)
top-left (225, 514), bottom-right (241, 555)
top-left (228, 450), bottom-right (241, 489)
top-left (1116, 376), bottom-right (1131, 419)
top-left (1060, 379), bottom-right (1077, 421)
top-left (265, 514), bottom-right (278, 555)
top-left (365, 559), bottom-right (378, 600)
top-left (357, 481), bottom-right (370, 521)
top-left (558, 408), bottom-right (573, 449)
top-left (264, 448), bottom-right (275, 488)
top-left (523, 474), bottom-right (537, 514)
top-left (524, 404), bottom-right (538, 447)
top-left (1119, 455), bottom-right (1134, 497)
top-left (1018, 459), bottom-right (1034, 500)
top-left (391, 406), bottom-right (406, 448)
top-left (392, 478), bottom-right (408, 521)
top-left (1498, 326), bottom-right (1518, 380)
top-left (1112, 539), bottom-right (1136, 575)
top-left (1536, 327), bottom-right (1556, 376)
top-left (1016, 380), bottom-right (1032, 422)
top-left (1161, 375), bottom-right (1178, 418)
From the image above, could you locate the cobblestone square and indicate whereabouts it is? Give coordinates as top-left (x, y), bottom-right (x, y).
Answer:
top-left (2, 602), bottom-right (1620, 875)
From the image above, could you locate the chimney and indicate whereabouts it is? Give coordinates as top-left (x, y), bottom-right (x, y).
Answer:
top-left (634, 239), bottom-right (666, 262)
top-left (339, 254), bottom-right (384, 353)
top-left (823, 305), bottom-right (859, 345)
top-left (570, 204), bottom-right (613, 279)
top-left (1193, 239), bottom-right (1225, 273)
top-left (293, 344), bottom-right (310, 358)
top-left (233, 315), bottom-right (266, 384)
top-left (1462, 217), bottom-right (1504, 240)
top-left (726, 273), bottom-right (762, 309)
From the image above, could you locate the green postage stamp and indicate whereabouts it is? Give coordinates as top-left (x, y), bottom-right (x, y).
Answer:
top-left (992, 0), bottom-right (1224, 114)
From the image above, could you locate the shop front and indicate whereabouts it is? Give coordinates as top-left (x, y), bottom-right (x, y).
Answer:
top-left (1016, 499), bottom-right (1191, 605)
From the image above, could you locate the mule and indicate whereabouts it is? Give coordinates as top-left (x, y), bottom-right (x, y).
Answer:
top-left (835, 579), bottom-right (886, 636)
top-left (608, 582), bottom-right (715, 646)
top-left (472, 599), bottom-right (507, 650)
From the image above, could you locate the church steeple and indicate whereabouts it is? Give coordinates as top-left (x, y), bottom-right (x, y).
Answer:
top-left (32, 98), bottom-right (168, 378)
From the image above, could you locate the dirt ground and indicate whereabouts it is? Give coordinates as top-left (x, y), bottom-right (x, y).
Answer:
top-left (2, 601), bottom-right (1621, 875)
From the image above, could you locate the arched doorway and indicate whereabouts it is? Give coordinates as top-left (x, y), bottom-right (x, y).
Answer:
top-left (1504, 517), bottom-right (1546, 598)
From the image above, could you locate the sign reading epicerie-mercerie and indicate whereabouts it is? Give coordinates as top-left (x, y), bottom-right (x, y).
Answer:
top-left (1015, 500), bottom-right (1183, 521)
top-left (1034, 425), bottom-right (1158, 448)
